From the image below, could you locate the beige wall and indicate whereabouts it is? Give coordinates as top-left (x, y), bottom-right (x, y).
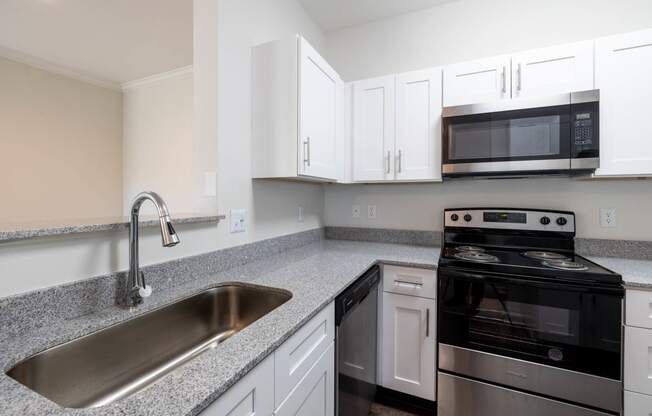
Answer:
top-left (122, 68), bottom-right (194, 216)
top-left (323, 0), bottom-right (652, 241)
top-left (0, 56), bottom-right (123, 222)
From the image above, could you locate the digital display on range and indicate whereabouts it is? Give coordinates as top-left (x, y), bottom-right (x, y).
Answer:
top-left (484, 212), bottom-right (527, 224)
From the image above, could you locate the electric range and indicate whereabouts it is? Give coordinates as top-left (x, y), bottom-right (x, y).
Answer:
top-left (437, 208), bottom-right (624, 416)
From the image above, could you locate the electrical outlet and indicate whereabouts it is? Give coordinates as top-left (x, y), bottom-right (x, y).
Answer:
top-left (367, 205), bottom-right (377, 219)
top-left (352, 205), bottom-right (361, 218)
top-left (600, 208), bottom-right (616, 228)
top-left (229, 209), bottom-right (246, 233)
top-left (298, 206), bottom-right (304, 222)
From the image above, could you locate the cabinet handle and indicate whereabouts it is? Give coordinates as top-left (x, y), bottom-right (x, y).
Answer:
top-left (501, 65), bottom-right (507, 93)
top-left (303, 137), bottom-right (311, 167)
top-left (394, 280), bottom-right (423, 289)
top-left (426, 308), bottom-right (430, 338)
top-left (517, 63), bottom-right (522, 92)
top-left (397, 149), bottom-right (403, 173)
top-left (386, 150), bottom-right (391, 174)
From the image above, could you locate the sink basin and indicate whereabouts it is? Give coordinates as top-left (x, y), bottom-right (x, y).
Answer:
top-left (7, 283), bottom-right (291, 408)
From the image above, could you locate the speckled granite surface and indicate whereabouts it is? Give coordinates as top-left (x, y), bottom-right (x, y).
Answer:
top-left (0, 214), bottom-right (225, 242)
top-left (0, 239), bottom-right (438, 416)
top-left (325, 226), bottom-right (441, 246)
top-left (587, 256), bottom-right (652, 289)
top-left (576, 238), bottom-right (652, 260)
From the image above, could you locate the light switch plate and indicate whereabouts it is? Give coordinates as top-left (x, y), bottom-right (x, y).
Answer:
top-left (367, 205), bottom-right (377, 219)
top-left (298, 206), bottom-right (304, 222)
top-left (230, 209), bottom-right (246, 233)
top-left (600, 208), bottom-right (616, 228)
top-left (204, 172), bottom-right (217, 197)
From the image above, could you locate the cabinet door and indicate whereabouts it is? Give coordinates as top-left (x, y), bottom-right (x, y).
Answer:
top-left (594, 29), bottom-right (652, 177)
top-left (299, 37), bottom-right (339, 180)
top-left (625, 390), bottom-right (652, 416)
top-left (395, 68), bottom-right (443, 181)
top-left (625, 326), bottom-right (652, 396)
top-left (511, 40), bottom-right (594, 99)
top-left (274, 343), bottom-right (334, 416)
top-left (443, 56), bottom-right (511, 106)
top-left (381, 292), bottom-right (436, 400)
top-left (200, 355), bottom-right (274, 416)
top-left (353, 76), bottom-right (396, 182)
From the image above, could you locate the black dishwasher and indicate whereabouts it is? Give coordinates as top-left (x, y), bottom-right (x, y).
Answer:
top-left (335, 266), bottom-right (380, 416)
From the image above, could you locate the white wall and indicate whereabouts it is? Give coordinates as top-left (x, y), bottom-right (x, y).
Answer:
top-left (215, 0), bottom-right (325, 248)
top-left (122, 68), bottom-right (194, 215)
top-left (323, 0), bottom-right (652, 241)
top-left (325, 0), bottom-right (652, 81)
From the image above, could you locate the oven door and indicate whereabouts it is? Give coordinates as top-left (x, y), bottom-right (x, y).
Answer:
top-left (442, 103), bottom-right (572, 177)
top-left (438, 268), bottom-right (623, 380)
top-left (437, 268), bottom-right (623, 413)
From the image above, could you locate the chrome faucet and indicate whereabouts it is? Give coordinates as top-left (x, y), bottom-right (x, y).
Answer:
top-left (128, 192), bottom-right (180, 306)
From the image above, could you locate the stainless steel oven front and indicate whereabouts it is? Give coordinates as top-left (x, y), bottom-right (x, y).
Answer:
top-left (436, 267), bottom-right (623, 416)
top-left (442, 90), bottom-right (600, 178)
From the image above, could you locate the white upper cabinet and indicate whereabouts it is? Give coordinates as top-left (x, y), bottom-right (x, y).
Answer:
top-left (252, 35), bottom-right (342, 182)
top-left (594, 29), bottom-right (652, 177)
top-left (511, 40), bottom-right (594, 99)
top-left (298, 37), bottom-right (339, 180)
top-left (443, 56), bottom-right (511, 107)
top-left (395, 68), bottom-right (443, 181)
top-left (353, 76), bottom-right (396, 182)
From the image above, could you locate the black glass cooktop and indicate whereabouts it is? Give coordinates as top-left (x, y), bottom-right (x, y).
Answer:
top-left (439, 244), bottom-right (622, 286)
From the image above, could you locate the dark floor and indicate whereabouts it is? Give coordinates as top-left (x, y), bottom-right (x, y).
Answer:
top-left (370, 402), bottom-right (419, 416)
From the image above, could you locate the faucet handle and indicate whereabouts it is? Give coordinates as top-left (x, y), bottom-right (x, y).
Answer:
top-left (138, 285), bottom-right (153, 299)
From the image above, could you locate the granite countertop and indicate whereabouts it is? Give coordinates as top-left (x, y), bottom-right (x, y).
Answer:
top-left (587, 256), bottom-right (652, 289)
top-left (0, 214), bottom-right (225, 242)
top-left (0, 240), bottom-right (439, 416)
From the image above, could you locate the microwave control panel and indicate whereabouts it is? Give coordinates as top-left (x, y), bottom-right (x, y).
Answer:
top-left (574, 112), bottom-right (594, 146)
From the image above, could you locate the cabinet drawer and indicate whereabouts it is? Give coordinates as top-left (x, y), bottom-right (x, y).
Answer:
top-left (625, 326), bottom-right (652, 395)
top-left (275, 302), bottom-right (334, 408)
top-left (627, 290), bottom-right (652, 329)
top-left (625, 390), bottom-right (652, 416)
top-left (383, 265), bottom-right (436, 299)
top-left (200, 354), bottom-right (274, 416)
top-left (274, 342), bottom-right (334, 416)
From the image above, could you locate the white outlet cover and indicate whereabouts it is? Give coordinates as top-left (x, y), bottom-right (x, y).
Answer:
top-left (352, 205), bottom-right (360, 218)
top-left (600, 208), bottom-right (616, 228)
top-left (230, 209), bottom-right (246, 233)
top-left (367, 205), bottom-right (377, 219)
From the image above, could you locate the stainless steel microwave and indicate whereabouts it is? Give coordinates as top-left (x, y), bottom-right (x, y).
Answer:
top-left (442, 90), bottom-right (600, 178)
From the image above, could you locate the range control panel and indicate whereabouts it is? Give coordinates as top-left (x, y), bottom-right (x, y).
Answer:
top-left (445, 209), bottom-right (575, 233)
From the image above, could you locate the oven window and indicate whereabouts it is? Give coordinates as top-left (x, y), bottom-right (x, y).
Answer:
top-left (449, 116), bottom-right (561, 160)
top-left (438, 273), bottom-right (622, 379)
top-left (443, 105), bottom-right (571, 164)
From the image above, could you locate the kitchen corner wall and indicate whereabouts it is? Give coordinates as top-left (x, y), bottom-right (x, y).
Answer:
top-left (323, 0), bottom-right (652, 241)
top-left (214, 0), bottom-right (325, 249)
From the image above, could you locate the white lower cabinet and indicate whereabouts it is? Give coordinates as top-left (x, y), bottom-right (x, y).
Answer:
top-left (274, 343), bottom-right (335, 416)
top-left (200, 354), bottom-right (275, 416)
top-left (625, 390), bottom-right (652, 415)
top-left (626, 326), bottom-right (652, 396)
top-left (201, 303), bottom-right (335, 416)
top-left (381, 291), bottom-right (436, 400)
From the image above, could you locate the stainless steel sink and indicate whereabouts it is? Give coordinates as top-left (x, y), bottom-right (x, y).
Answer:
top-left (7, 283), bottom-right (292, 409)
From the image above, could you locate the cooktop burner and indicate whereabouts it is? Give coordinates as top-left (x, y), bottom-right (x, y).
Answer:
top-left (522, 251), bottom-right (569, 261)
top-left (542, 259), bottom-right (589, 271)
top-left (454, 251), bottom-right (500, 263)
top-left (455, 246), bottom-right (485, 253)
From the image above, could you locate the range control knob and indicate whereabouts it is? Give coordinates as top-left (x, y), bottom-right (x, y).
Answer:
top-left (540, 216), bottom-right (551, 225)
top-left (556, 217), bottom-right (568, 226)
top-left (464, 214), bottom-right (473, 222)
top-left (450, 213), bottom-right (459, 222)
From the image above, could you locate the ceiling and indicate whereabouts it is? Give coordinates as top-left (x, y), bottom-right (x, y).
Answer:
top-left (0, 0), bottom-right (193, 87)
top-left (298, 0), bottom-right (456, 32)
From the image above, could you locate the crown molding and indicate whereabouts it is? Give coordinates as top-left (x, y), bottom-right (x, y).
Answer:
top-left (121, 65), bottom-right (193, 91)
